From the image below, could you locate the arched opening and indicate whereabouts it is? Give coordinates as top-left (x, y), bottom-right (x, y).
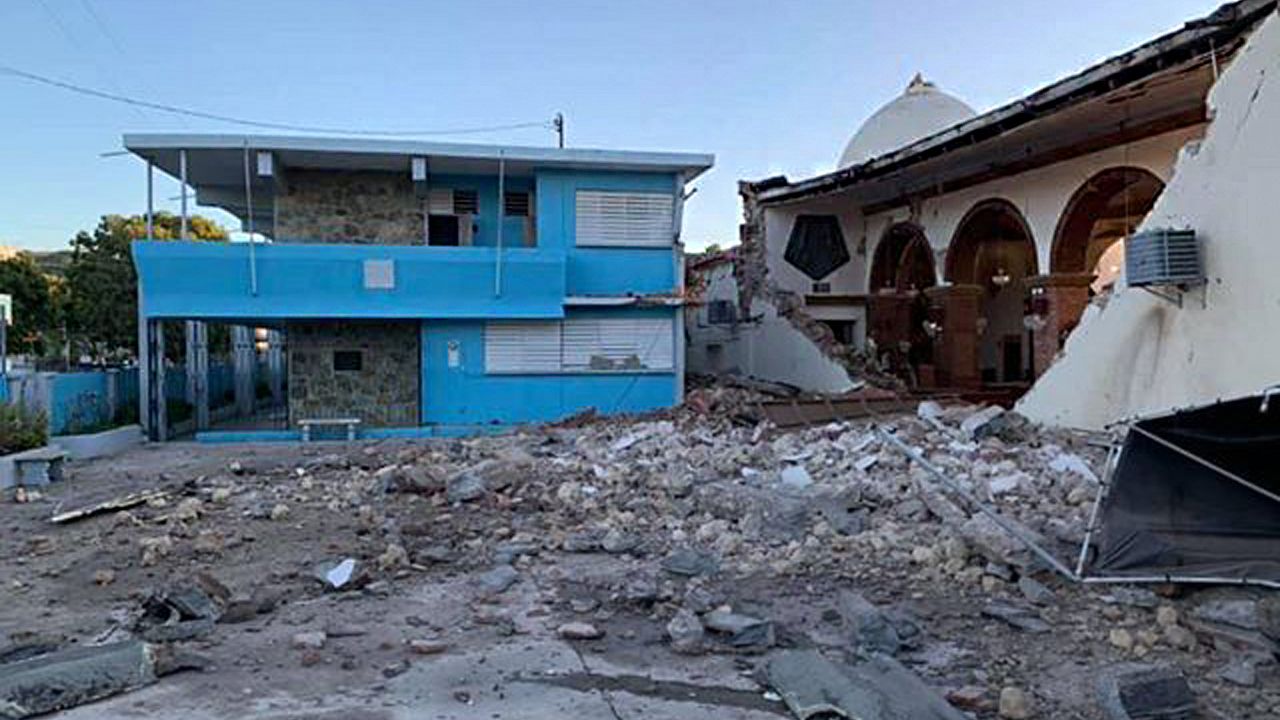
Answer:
top-left (869, 222), bottom-right (937, 292)
top-left (1052, 167), bottom-right (1165, 292)
top-left (946, 199), bottom-right (1038, 385)
top-left (867, 223), bottom-right (937, 384)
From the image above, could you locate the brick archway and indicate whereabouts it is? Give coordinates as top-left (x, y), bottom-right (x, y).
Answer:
top-left (943, 198), bottom-right (1038, 386)
top-left (869, 222), bottom-right (937, 292)
top-left (1051, 166), bottom-right (1164, 278)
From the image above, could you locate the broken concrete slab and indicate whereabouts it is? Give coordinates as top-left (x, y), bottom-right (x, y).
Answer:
top-left (838, 590), bottom-right (903, 656)
top-left (765, 649), bottom-right (968, 720)
top-left (661, 548), bottom-right (719, 577)
top-left (701, 609), bottom-right (774, 649)
top-left (982, 602), bottom-right (1051, 634)
top-left (1096, 663), bottom-right (1195, 720)
top-left (0, 641), bottom-right (199, 719)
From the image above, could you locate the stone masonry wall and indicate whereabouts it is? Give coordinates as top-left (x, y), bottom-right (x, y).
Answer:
top-left (275, 170), bottom-right (422, 244)
top-left (287, 321), bottom-right (419, 427)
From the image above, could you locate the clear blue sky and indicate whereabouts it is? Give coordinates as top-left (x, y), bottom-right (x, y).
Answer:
top-left (1, 0), bottom-right (1222, 252)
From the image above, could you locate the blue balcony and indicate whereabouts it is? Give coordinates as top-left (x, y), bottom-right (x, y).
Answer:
top-left (133, 241), bottom-right (567, 321)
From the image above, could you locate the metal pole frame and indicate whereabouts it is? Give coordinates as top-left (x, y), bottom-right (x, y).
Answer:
top-left (877, 425), bottom-right (1080, 582)
top-left (243, 140), bottom-right (258, 295)
top-left (146, 161), bottom-right (154, 240)
top-left (495, 151), bottom-right (505, 296)
top-left (179, 149), bottom-right (189, 240)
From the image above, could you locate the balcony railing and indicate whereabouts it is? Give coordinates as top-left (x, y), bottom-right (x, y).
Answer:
top-left (133, 241), bottom-right (567, 321)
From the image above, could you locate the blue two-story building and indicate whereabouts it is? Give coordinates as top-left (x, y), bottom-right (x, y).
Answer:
top-left (126, 134), bottom-right (712, 440)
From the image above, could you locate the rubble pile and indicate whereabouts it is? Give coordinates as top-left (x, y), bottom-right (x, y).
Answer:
top-left (2, 394), bottom-right (1279, 719)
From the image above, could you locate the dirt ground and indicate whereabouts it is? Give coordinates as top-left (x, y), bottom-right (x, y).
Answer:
top-left (2, 398), bottom-right (1278, 719)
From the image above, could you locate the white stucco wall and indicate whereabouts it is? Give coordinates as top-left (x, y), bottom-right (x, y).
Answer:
top-left (686, 262), bottom-right (857, 393)
top-left (1018, 11), bottom-right (1280, 429)
top-left (764, 198), bottom-right (867, 297)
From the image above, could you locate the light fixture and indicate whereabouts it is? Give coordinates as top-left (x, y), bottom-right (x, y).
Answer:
top-left (990, 267), bottom-right (1011, 288)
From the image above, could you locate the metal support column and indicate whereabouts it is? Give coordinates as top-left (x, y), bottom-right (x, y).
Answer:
top-left (267, 329), bottom-right (285, 406)
top-left (179, 149), bottom-right (189, 240)
top-left (146, 162), bottom-right (154, 240)
top-left (231, 325), bottom-right (255, 418)
top-left (185, 321), bottom-right (209, 430)
top-left (145, 320), bottom-right (168, 442)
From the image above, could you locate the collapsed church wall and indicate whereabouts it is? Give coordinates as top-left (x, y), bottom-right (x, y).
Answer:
top-left (1018, 9), bottom-right (1280, 429)
top-left (732, 182), bottom-right (861, 393)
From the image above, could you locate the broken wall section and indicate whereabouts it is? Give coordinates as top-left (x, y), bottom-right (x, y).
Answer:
top-left (1018, 9), bottom-right (1280, 429)
top-left (727, 182), bottom-right (861, 393)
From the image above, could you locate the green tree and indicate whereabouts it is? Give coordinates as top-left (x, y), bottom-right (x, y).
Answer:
top-left (0, 252), bottom-right (59, 355)
top-left (65, 212), bottom-right (227, 360)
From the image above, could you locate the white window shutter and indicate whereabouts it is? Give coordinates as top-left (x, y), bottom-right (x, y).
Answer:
top-left (485, 322), bottom-right (561, 373)
top-left (575, 191), bottom-right (674, 247)
top-left (427, 189), bottom-right (454, 215)
top-left (562, 318), bottom-right (674, 371)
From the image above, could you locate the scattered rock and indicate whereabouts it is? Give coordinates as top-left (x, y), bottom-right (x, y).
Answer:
top-left (983, 602), bottom-right (1051, 634)
top-left (408, 639), bottom-right (449, 655)
top-left (1192, 598), bottom-right (1259, 631)
top-left (666, 609), bottom-right (704, 654)
top-left (269, 503), bottom-right (290, 521)
top-left (92, 569), bottom-right (116, 586)
top-left (476, 565), bottom-right (519, 595)
top-left (291, 631), bottom-right (326, 650)
top-left (557, 622), bottom-right (604, 640)
top-left (1096, 663), bottom-right (1195, 720)
top-left (1109, 628), bottom-right (1134, 650)
top-left (998, 686), bottom-right (1033, 719)
top-left (313, 558), bottom-right (361, 590)
top-left (839, 590), bottom-right (902, 655)
top-left (661, 548), bottom-right (719, 577)
top-left (446, 471), bottom-right (486, 503)
top-left (1017, 575), bottom-right (1055, 605)
top-left (702, 608), bottom-right (774, 649)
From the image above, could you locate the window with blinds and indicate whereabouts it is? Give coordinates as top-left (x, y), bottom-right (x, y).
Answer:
top-left (484, 318), bottom-right (675, 373)
top-left (575, 190), bottom-right (674, 247)
top-left (484, 322), bottom-right (562, 373)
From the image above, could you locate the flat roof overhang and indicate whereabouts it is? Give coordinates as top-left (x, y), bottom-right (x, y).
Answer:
top-left (750, 0), bottom-right (1275, 213)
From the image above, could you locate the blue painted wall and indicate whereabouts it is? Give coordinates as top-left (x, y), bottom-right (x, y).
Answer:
top-left (134, 242), bottom-right (567, 321)
top-left (420, 307), bottom-right (678, 426)
top-left (536, 170), bottom-right (680, 296)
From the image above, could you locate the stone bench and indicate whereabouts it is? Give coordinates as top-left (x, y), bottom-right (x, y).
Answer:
top-left (298, 418), bottom-right (361, 442)
top-left (10, 446), bottom-right (68, 487)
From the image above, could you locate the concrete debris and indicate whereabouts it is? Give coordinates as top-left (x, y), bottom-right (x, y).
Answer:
top-left (7, 382), bottom-right (1274, 718)
top-left (476, 565), bottom-right (519, 595)
top-left (701, 609), bottom-right (773, 649)
top-left (666, 609), bottom-right (705, 654)
top-left (982, 602), bottom-right (1051, 634)
top-left (1096, 663), bottom-right (1195, 720)
top-left (0, 641), bottom-right (201, 718)
top-left (313, 558), bottom-right (360, 590)
top-left (133, 576), bottom-right (228, 642)
top-left (765, 650), bottom-right (968, 720)
top-left (556, 622), bottom-right (604, 641)
top-left (661, 548), bottom-right (719, 577)
top-left (998, 686), bottom-right (1033, 719)
top-left (959, 406), bottom-right (1005, 440)
top-left (291, 631), bottom-right (326, 650)
top-left (1191, 598), bottom-right (1258, 631)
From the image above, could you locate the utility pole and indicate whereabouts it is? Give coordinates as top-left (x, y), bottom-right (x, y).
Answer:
top-left (553, 112), bottom-right (565, 148)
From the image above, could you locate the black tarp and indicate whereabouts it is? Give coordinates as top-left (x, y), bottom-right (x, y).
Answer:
top-left (1091, 394), bottom-right (1280, 582)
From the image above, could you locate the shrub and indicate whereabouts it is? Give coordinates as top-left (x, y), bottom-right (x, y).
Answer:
top-left (0, 404), bottom-right (49, 455)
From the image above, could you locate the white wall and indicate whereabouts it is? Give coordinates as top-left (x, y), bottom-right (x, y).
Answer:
top-left (764, 199), bottom-right (867, 297)
top-left (1018, 12), bottom-right (1280, 429)
top-left (686, 262), bottom-right (857, 393)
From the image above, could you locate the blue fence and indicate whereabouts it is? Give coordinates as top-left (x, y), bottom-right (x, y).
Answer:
top-left (5, 361), bottom-right (248, 436)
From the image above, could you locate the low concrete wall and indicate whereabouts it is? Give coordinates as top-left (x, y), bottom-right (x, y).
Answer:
top-left (52, 424), bottom-right (144, 461)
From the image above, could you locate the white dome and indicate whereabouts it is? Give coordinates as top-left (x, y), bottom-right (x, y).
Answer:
top-left (838, 74), bottom-right (976, 168)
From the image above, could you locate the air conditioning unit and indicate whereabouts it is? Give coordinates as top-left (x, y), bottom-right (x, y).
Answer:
top-left (1126, 228), bottom-right (1203, 287)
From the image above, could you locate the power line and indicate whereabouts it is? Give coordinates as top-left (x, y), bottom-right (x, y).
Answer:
top-left (0, 63), bottom-right (556, 137)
